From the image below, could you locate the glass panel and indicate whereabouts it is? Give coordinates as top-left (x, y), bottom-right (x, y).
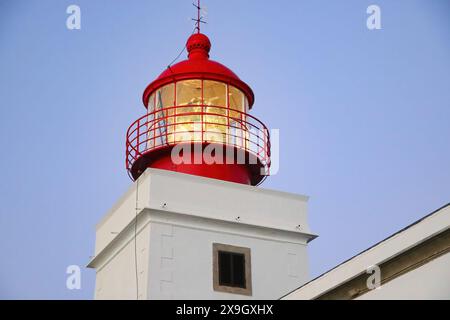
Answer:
top-left (174, 108), bottom-right (202, 142)
top-left (154, 89), bottom-right (169, 145)
top-left (229, 86), bottom-right (244, 112)
top-left (204, 125), bottom-right (226, 143)
top-left (176, 80), bottom-right (202, 106)
top-left (229, 110), bottom-right (241, 121)
top-left (228, 119), bottom-right (243, 147)
top-left (175, 80), bottom-right (202, 142)
top-left (203, 80), bottom-right (227, 143)
top-left (147, 94), bottom-right (155, 149)
top-left (148, 93), bottom-right (156, 113)
top-left (160, 83), bottom-right (174, 107)
top-left (228, 86), bottom-right (247, 146)
top-left (157, 84), bottom-right (175, 143)
top-left (165, 107), bottom-right (175, 143)
top-left (218, 251), bottom-right (232, 286)
top-left (204, 80), bottom-right (226, 106)
top-left (218, 251), bottom-right (246, 288)
top-left (232, 253), bottom-right (246, 288)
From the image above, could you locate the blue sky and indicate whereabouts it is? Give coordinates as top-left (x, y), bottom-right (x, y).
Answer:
top-left (0, 0), bottom-right (449, 299)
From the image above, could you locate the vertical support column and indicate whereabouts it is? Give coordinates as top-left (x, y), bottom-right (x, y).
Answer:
top-left (153, 94), bottom-right (156, 148)
top-left (136, 119), bottom-right (140, 155)
top-left (226, 84), bottom-right (230, 145)
top-left (201, 79), bottom-right (204, 143)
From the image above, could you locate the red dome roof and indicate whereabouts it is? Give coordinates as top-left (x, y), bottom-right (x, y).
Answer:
top-left (142, 33), bottom-right (254, 108)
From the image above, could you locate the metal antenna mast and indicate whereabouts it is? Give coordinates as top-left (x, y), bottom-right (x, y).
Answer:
top-left (192, 0), bottom-right (206, 33)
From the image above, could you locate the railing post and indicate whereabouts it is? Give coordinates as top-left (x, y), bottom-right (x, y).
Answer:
top-left (136, 120), bottom-right (140, 156)
top-left (263, 128), bottom-right (267, 163)
top-left (126, 137), bottom-right (128, 169)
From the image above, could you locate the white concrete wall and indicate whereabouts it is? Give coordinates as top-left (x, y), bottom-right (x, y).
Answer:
top-left (144, 169), bottom-right (312, 235)
top-left (89, 169), bottom-right (315, 300)
top-left (357, 252), bottom-right (450, 300)
top-left (147, 212), bottom-right (310, 300)
top-left (94, 221), bottom-right (151, 300)
top-left (94, 169), bottom-right (313, 255)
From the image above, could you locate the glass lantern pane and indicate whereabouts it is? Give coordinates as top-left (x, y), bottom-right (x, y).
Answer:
top-left (160, 83), bottom-right (175, 107)
top-left (228, 86), bottom-right (247, 146)
top-left (153, 87), bottom-right (173, 146)
top-left (229, 86), bottom-right (244, 112)
top-left (175, 80), bottom-right (202, 143)
top-left (203, 80), bottom-right (227, 143)
top-left (204, 80), bottom-right (226, 106)
top-left (158, 84), bottom-right (175, 143)
top-left (204, 107), bottom-right (227, 144)
top-left (147, 94), bottom-right (155, 149)
top-left (176, 80), bottom-right (202, 105)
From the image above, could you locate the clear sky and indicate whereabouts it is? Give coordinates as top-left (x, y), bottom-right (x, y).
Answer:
top-left (0, 0), bottom-right (449, 299)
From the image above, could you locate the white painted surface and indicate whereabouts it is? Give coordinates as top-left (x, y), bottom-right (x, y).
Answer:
top-left (94, 223), bottom-right (150, 300)
top-left (357, 252), bottom-right (450, 300)
top-left (95, 169), bottom-right (314, 255)
top-left (88, 168), bottom-right (315, 299)
top-left (146, 211), bottom-right (310, 299)
top-left (283, 204), bottom-right (450, 300)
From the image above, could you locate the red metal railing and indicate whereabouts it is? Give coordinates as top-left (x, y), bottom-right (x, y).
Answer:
top-left (126, 105), bottom-right (271, 177)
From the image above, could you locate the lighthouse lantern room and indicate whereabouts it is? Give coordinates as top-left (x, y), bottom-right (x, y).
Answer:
top-left (126, 22), bottom-right (270, 185)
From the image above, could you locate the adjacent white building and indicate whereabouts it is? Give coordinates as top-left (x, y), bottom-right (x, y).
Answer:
top-left (282, 204), bottom-right (450, 300)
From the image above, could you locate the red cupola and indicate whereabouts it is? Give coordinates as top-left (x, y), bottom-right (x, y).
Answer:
top-left (126, 30), bottom-right (270, 185)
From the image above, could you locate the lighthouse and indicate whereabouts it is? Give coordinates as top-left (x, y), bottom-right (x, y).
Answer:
top-left (88, 4), bottom-right (316, 300)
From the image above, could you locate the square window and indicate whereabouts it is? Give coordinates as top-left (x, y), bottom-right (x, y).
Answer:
top-left (213, 243), bottom-right (252, 296)
top-left (218, 251), bottom-right (246, 288)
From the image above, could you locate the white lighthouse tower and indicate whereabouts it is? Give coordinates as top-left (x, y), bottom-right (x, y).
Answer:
top-left (87, 4), bottom-right (317, 300)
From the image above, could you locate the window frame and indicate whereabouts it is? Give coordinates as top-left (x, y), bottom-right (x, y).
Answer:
top-left (212, 243), bottom-right (252, 296)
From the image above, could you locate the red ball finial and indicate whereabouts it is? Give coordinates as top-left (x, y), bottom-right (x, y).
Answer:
top-left (186, 33), bottom-right (211, 59)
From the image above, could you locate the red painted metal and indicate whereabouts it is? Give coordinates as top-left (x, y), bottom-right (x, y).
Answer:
top-left (145, 151), bottom-right (253, 185)
top-left (129, 32), bottom-right (270, 185)
top-left (126, 105), bottom-right (270, 185)
top-left (142, 33), bottom-right (255, 109)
